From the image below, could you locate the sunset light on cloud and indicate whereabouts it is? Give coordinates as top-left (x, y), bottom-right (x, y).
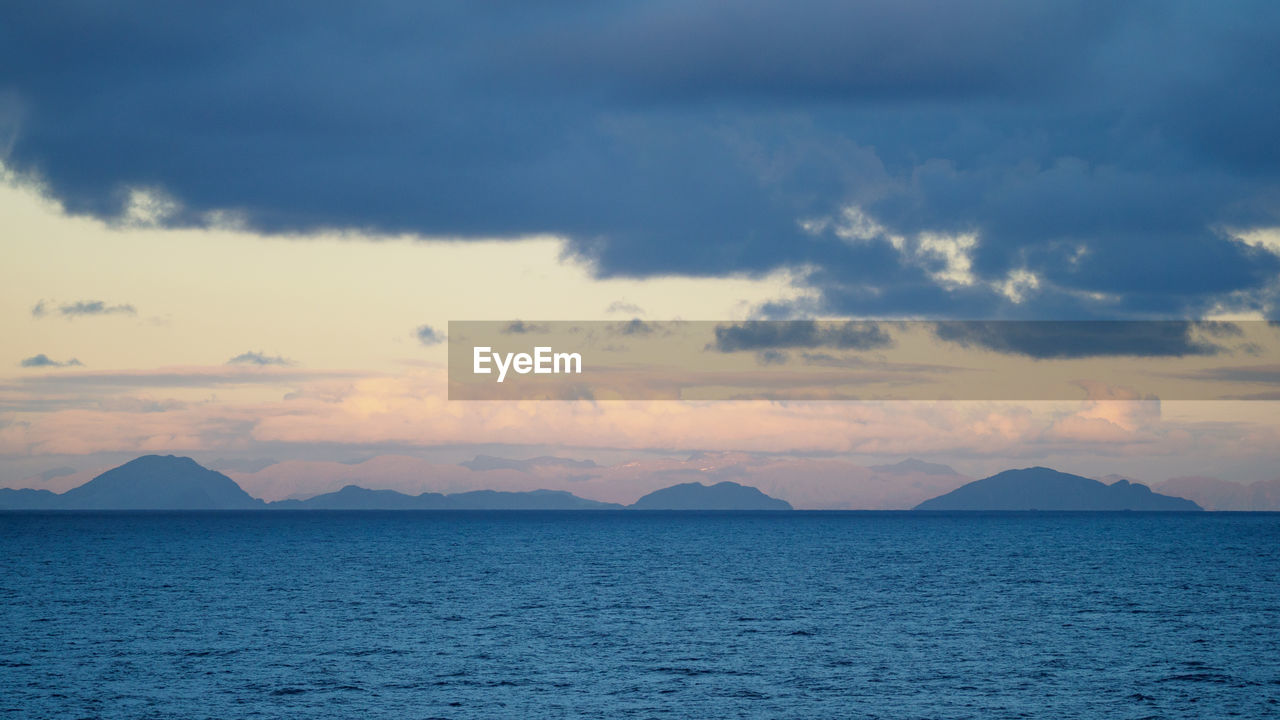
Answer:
top-left (3, 2), bottom-right (1280, 508)
top-left (4, 157), bottom-right (1280, 500)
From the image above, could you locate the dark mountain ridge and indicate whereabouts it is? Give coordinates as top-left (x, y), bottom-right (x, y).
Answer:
top-left (914, 467), bottom-right (1202, 511)
top-left (0, 487), bottom-right (63, 510)
top-left (2, 455), bottom-right (267, 510)
top-left (629, 481), bottom-right (792, 510)
top-left (3, 456), bottom-right (1208, 512)
top-left (0, 456), bottom-right (788, 511)
top-left (272, 485), bottom-right (622, 510)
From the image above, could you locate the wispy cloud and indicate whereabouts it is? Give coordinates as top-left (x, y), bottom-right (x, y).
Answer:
top-left (3, 367), bottom-right (361, 398)
top-left (1170, 364), bottom-right (1280, 385)
top-left (756, 350), bottom-right (789, 366)
top-left (606, 301), bottom-right (645, 316)
top-left (227, 351), bottom-right (294, 367)
top-left (713, 320), bottom-right (892, 352)
top-left (503, 321), bottom-right (549, 334)
top-left (20, 353), bottom-right (83, 368)
top-left (37, 467), bottom-right (77, 482)
top-left (32, 299), bottom-right (137, 319)
top-left (612, 319), bottom-right (654, 336)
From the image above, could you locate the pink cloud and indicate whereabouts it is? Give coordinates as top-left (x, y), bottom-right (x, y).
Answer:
top-left (5, 366), bottom-right (1280, 492)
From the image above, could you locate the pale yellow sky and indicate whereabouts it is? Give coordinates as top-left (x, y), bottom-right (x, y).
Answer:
top-left (1, 166), bottom-right (814, 375)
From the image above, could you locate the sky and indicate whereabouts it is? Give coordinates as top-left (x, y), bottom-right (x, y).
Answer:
top-left (3, 2), bottom-right (1280, 505)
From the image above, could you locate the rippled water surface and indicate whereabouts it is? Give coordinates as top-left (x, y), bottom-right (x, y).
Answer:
top-left (2, 511), bottom-right (1278, 719)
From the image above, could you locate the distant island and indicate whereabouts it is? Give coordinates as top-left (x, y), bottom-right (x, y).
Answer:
top-left (0, 455), bottom-right (264, 510)
top-left (0, 456), bottom-right (1213, 512)
top-left (629, 481), bottom-right (793, 510)
top-left (0, 455), bottom-right (793, 511)
top-left (272, 485), bottom-right (622, 510)
top-left (914, 467), bottom-right (1202, 511)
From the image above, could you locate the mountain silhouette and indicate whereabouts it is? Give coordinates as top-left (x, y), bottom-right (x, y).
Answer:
top-left (914, 467), bottom-right (1201, 511)
top-left (1, 455), bottom-right (796, 511)
top-left (270, 485), bottom-right (446, 510)
top-left (6, 456), bottom-right (1207, 513)
top-left (0, 455), bottom-right (269, 510)
top-left (1154, 475), bottom-right (1280, 511)
top-left (271, 485), bottom-right (622, 510)
top-left (0, 487), bottom-right (63, 509)
top-left (628, 481), bottom-right (792, 510)
top-left (55, 455), bottom-right (266, 510)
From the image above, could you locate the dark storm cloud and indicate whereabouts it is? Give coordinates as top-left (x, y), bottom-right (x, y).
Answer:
top-left (931, 321), bottom-right (1237, 359)
top-left (713, 321), bottom-right (892, 352)
top-left (3, 1), bottom-right (1279, 317)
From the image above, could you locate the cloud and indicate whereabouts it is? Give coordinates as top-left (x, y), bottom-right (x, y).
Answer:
top-left (756, 350), bottom-right (789, 366)
top-left (612, 318), bottom-right (654, 336)
top-left (226, 351), bottom-right (294, 367)
top-left (60, 300), bottom-right (137, 317)
top-left (414, 325), bottom-right (444, 346)
top-left (502, 321), bottom-right (549, 334)
top-left (606, 301), bottom-right (645, 316)
top-left (931, 321), bottom-right (1237, 359)
top-left (31, 299), bottom-right (137, 318)
top-left (3, 361), bottom-right (1276, 487)
top-left (1173, 364), bottom-right (1280, 385)
top-left (713, 320), bottom-right (892, 352)
top-left (36, 466), bottom-right (77, 482)
top-left (119, 187), bottom-right (178, 227)
top-left (797, 352), bottom-right (960, 375)
top-left (1, 367), bottom-right (361, 405)
top-left (2, 2), bottom-right (1279, 318)
top-left (1045, 381), bottom-right (1162, 443)
top-left (19, 353), bottom-right (82, 368)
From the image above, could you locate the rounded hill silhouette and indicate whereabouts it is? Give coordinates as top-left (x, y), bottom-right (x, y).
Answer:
top-left (914, 467), bottom-right (1201, 511)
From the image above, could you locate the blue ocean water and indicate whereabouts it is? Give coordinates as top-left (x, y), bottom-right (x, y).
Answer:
top-left (1, 511), bottom-right (1278, 719)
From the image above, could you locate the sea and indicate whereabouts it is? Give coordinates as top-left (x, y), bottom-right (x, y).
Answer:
top-left (1, 511), bottom-right (1278, 719)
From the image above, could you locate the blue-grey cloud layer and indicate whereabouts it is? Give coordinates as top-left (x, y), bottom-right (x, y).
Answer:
top-left (932, 321), bottom-right (1239, 359)
top-left (227, 351), bottom-right (293, 367)
top-left (3, 1), bottom-right (1278, 318)
top-left (714, 321), bottom-right (891, 352)
top-left (20, 354), bottom-right (82, 368)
